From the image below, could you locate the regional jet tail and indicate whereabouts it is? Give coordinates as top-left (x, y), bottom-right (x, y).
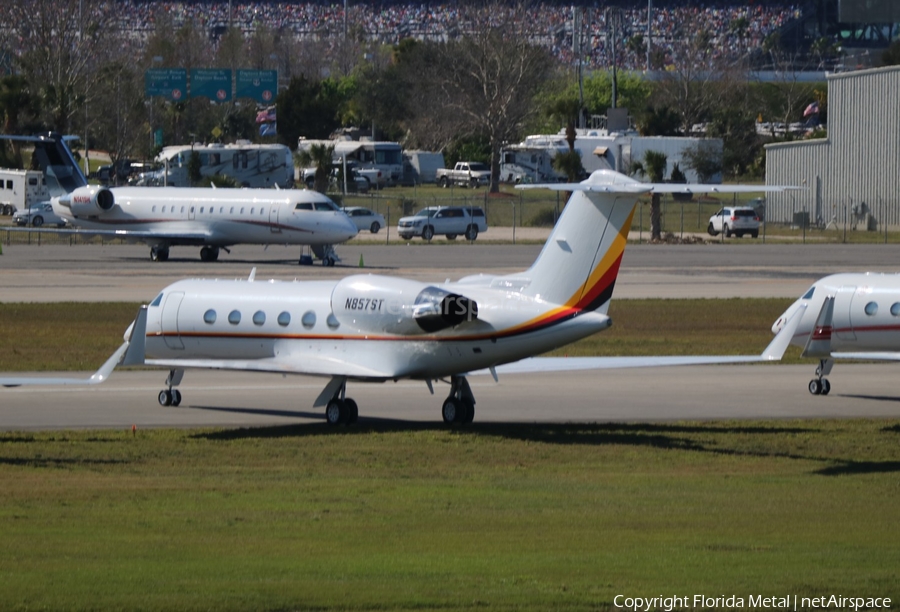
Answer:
top-left (773, 272), bottom-right (900, 395)
top-left (1, 133), bottom-right (357, 264)
top-left (1, 169), bottom-right (802, 424)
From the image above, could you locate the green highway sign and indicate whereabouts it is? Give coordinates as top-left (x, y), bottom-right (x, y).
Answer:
top-left (190, 69), bottom-right (232, 102)
top-left (236, 70), bottom-right (277, 103)
top-left (145, 68), bottom-right (187, 101)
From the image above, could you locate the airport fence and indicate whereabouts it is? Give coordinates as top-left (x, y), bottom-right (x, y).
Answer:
top-left (3, 188), bottom-right (900, 246)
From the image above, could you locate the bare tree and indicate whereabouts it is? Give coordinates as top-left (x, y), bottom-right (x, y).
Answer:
top-left (0, 0), bottom-right (120, 132)
top-left (412, 9), bottom-right (555, 192)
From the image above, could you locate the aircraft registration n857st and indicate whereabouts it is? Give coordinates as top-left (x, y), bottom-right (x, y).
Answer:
top-left (1, 170), bottom-right (803, 425)
top-left (4, 133), bottom-right (358, 265)
top-left (773, 273), bottom-right (900, 395)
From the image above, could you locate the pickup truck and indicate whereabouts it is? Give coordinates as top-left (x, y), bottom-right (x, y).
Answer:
top-left (435, 162), bottom-right (491, 188)
top-left (397, 206), bottom-right (488, 241)
top-left (299, 164), bottom-right (377, 193)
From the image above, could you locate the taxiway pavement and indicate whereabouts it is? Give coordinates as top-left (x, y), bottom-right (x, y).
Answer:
top-left (2, 365), bottom-right (899, 431)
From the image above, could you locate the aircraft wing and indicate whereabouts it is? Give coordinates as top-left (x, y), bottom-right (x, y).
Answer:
top-left (473, 302), bottom-right (805, 377)
top-left (0, 342), bottom-right (128, 387)
top-left (517, 182), bottom-right (650, 194)
top-left (4, 226), bottom-right (215, 245)
top-left (831, 352), bottom-right (900, 361)
top-left (144, 356), bottom-right (392, 379)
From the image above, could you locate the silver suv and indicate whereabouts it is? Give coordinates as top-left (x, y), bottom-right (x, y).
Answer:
top-left (397, 206), bottom-right (487, 241)
top-left (708, 206), bottom-right (760, 238)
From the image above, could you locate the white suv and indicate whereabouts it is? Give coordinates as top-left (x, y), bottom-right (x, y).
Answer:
top-left (708, 206), bottom-right (760, 238)
top-left (397, 206), bottom-right (487, 241)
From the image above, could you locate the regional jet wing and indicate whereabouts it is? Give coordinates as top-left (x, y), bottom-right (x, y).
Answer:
top-left (144, 356), bottom-right (392, 379)
top-left (474, 302), bottom-right (805, 376)
top-left (4, 226), bottom-right (215, 244)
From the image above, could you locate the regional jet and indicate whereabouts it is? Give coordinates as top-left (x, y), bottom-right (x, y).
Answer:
top-left (772, 272), bottom-right (900, 395)
top-left (1, 170), bottom-right (803, 424)
top-left (3, 133), bottom-right (357, 265)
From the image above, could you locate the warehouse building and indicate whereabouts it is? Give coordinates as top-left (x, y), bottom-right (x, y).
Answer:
top-left (765, 65), bottom-right (900, 230)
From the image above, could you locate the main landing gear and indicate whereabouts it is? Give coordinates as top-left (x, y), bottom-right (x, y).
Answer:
top-left (318, 375), bottom-right (477, 426)
top-left (441, 375), bottom-right (475, 425)
top-left (199, 246), bottom-right (220, 262)
top-left (808, 358), bottom-right (834, 395)
top-left (157, 369), bottom-right (184, 406)
top-left (325, 379), bottom-right (359, 426)
top-left (150, 246), bottom-right (170, 261)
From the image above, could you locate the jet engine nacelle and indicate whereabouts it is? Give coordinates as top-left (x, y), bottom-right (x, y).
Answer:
top-left (332, 274), bottom-right (478, 335)
top-left (58, 186), bottom-right (115, 217)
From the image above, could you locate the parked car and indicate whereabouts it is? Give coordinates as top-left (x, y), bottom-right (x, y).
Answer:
top-left (12, 202), bottom-right (66, 228)
top-left (708, 206), bottom-right (760, 238)
top-left (343, 207), bottom-right (386, 233)
top-left (397, 206), bottom-right (487, 241)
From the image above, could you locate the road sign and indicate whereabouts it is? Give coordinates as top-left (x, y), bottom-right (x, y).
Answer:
top-left (236, 70), bottom-right (277, 103)
top-left (145, 69), bottom-right (187, 101)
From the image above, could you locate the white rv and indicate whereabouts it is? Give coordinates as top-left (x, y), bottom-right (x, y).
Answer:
top-left (501, 130), bottom-right (722, 184)
top-left (137, 142), bottom-right (294, 188)
top-left (0, 169), bottom-right (49, 215)
top-left (298, 138), bottom-right (403, 187)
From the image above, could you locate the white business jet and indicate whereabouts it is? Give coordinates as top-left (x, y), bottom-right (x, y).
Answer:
top-left (1, 170), bottom-right (803, 424)
top-left (772, 272), bottom-right (900, 395)
top-left (5, 133), bottom-right (358, 265)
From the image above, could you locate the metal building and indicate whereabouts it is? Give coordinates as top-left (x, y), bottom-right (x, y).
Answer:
top-left (765, 65), bottom-right (900, 229)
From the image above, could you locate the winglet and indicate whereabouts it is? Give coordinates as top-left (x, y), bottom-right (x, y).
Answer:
top-left (760, 303), bottom-right (806, 361)
top-left (121, 306), bottom-right (148, 367)
top-left (801, 296), bottom-right (834, 358)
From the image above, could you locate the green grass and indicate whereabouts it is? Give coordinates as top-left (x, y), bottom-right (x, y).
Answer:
top-left (0, 299), bottom-right (798, 372)
top-left (1, 420), bottom-right (898, 610)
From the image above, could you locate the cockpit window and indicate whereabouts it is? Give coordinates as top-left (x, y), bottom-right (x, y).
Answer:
top-left (802, 286), bottom-right (815, 300)
top-left (314, 201), bottom-right (338, 211)
top-left (150, 293), bottom-right (164, 307)
top-left (295, 202), bottom-right (313, 210)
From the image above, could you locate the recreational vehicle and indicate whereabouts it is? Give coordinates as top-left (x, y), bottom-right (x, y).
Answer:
top-left (0, 169), bottom-right (49, 215)
top-left (136, 142), bottom-right (294, 188)
top-left (298, 138), bottom-right (403, 187)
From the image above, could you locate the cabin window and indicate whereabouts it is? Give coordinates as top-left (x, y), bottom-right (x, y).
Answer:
top-left (150, 293), bottom-right (164, 307)
top-left (301, 311), bottom-right (316, 328)
top-left (277, 311), bottom-right (291, 326)
top-left (240, 207), bottom-right (245, 214)
top-left (326, 313), bottom-right (340, 329)
top-left (260, 208), bottom-right (265, 215)
top-left (200, 207), bottom-right (205, 213)
top-left (251, 207), bottom-right (255, 214)
top-left (161, 206), bottom-right (166, 213)
top-left (891, 303), bottom-right (900, 316)
top-left (152, 205), bottom-right (157, 212)
top-left (228, 310), bottom-right (241, 325)
top-left (252, 311), bottom-right (266, 326)
top-left (864, 302), bottom-right (878, 316)
top-left (230, 207), bottom-right (234, 214)
top-left (203, 309), bottom-right (217, 324)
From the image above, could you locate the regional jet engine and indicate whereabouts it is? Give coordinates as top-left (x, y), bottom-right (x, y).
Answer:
top-left (58, 186), bottom-right (115, 217)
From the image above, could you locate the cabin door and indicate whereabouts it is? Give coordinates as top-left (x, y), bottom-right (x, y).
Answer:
top-left (161, 291), bottom-right (185, 350)
top-left (269, 204), bottom-right (281, 233)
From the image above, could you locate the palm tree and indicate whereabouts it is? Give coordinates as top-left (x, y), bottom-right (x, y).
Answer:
top-left (295, 143), bottom-right (334, 193)
top-left (631, 150), bottom-right (667, 241)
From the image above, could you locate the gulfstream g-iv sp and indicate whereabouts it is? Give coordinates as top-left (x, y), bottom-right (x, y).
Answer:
top-left (4, 134), bottom-right (357, 264)
top-left (1, 170), bottom-right (802, 424)
top-left (773, 272), bottom-right (900, 395)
